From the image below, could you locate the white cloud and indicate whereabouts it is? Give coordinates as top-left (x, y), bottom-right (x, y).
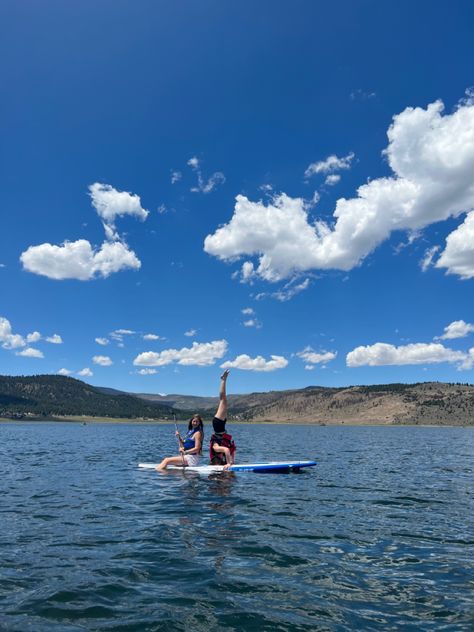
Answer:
top-left (221, 354), bottom-right (288, 372)
top-left (297, 348), bottom-right (337, 365)
top-left (109, 329), bottom-right (135, 344)
top-left (459, 348), bottom-right (474, 370)
top-left (26, 331), bottom-right (41, 343)
top-left (436, 211), bottom-right (474, 278)
top-left (134, 340), bottom-right (228, 367)
top-left (78, 367), bottom-right (93, 377)
top-left (187, 156), bottom-right (200, 169)
top-left (243, 319), bottom-right (262, 329)
top-left (171, 170), bottom-right (182, 184)
top-left (57, 368), bottom-right (72, 376)
top-left (93, 355), bottom-right (113, 366)
top-left (89, 182), bottom-right (149, 239)
top-left (17, 347), bottom-right (44, 358)
top-left (0, 317), bottom-right (26, 350)
top-left (95, 337), bottom-right (109, 345)
top-left (205, 97), bottom-right (474, 282)
top-left (184, 329), bottom-right (197, 337)
top-left (346, 342), bottom-right (466, 368)
top-left (420, 245), bottom-right (440, 272)
top-left (305, 152), bottom-right (354, 178)
top-left (241, 307), bottom-right (254, 315)
top-left (21, 239), bottom-right (141, 280)
top-left (137, 368), bottom-right (158, 375)
top-left (143, 333), bottom-right (162, 341)
top-left (437, 320), bottom-right (474, 340)
top-left (191, 172), bottom-right (226, 194)
top-left (272, 278), bottom-right (310, 301)
top-left (187, 156), bottom-right (225, 194)
top-left (304, 365), bottom-right (315, 370)
top-left (21, 183), bottom-right (147, 281)
top-left (325, 174), bottom-right (341, 186)
top-left (46, 334), bottom-right (62, 344)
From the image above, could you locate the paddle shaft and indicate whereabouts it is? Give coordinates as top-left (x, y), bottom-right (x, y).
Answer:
top-left (175, 422), bottom-right (185, 466)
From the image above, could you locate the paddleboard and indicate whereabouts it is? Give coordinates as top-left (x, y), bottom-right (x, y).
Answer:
top-left (138, 460), bottom-right (316, 473)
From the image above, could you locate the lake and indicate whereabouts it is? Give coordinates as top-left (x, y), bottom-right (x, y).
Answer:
top-left (1, 422), bottom-right (473, 631)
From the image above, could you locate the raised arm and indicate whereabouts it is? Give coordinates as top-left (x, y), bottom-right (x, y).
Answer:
top-left (215, 370), bottom-right (230, 420)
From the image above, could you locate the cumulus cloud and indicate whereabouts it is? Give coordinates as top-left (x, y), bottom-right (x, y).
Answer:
top-left (134, 340), bottom-right (228, 367)
top-left (46, 334), bottom-right (62, 344)
top-left (184, 329), bottom-right (197, 337)
top-left (78, 367), bottom-right (93, 377)
top-left (221, 354), bottom-right (288, 372)
top-left (437, 320), bottom-right (474, 340)
top-left (57, 368), bottom-right (72, 376)
top-left (346, 342), bottom-right (466, 368)
top-left (171, 170), bottom-right (182, 184)
top-left (89, 182), bottom-right (149, 240)
top-left (95, 337), bottom-right (109, 346)
top-left (305, 152), bottom-right (355, 178)
top-left (17, 347), bottom-right (44, 358)
top-left (0, 317), bottom-right (26, 350)
top-left (143, 333), bottom-right (162, 341)
top-left (436, 211), bottom-right (474, 278)
top-left (21, 239), bottom-right (141, 280)
top-left (297, 348), bottom-right (337, 365)
top-left (137, 368), bottom-right (157, 375)
top-left (93, 355), bottom-right (113, 366)
top-left (21, 183), bottom-right (147, 281)
top-left (205, 97), bottom-right (474, 282)
top-left (241, 307), bottom-right (255, 315)
top-left (26, 331), bottom-right (41, 344)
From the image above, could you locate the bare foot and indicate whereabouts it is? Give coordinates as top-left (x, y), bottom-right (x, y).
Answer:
top-left (220, 369), bottom-right (230, 380)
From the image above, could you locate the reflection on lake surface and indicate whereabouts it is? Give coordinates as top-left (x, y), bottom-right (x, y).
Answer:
top-left (1, 422), bottom-right (473, 630)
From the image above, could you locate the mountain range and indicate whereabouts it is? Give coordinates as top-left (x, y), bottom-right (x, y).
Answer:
top-left (1, 375), bottom-right (473, 425)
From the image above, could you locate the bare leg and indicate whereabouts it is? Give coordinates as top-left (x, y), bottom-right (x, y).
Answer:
top-left (212, 444), bottom-right (233, 467)
top-left (215, 370), bottom-right (230, 420)
top-left (156, 456), bottom-right (187, 471)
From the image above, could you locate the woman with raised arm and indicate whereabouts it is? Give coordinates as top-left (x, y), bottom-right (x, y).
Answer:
top-left (209, 370), bottom-right (236, 469)
top-left (155, 415), bottom-right (204, 471)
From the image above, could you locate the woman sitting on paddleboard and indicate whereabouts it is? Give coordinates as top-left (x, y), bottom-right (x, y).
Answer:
top-left (156, 414), bottom-right (204, 470)
top-left (210, 369), bottom-right (236, 470)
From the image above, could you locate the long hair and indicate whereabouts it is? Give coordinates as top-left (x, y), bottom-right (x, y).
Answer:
top-left (188, 415), bottom-right (204, 454)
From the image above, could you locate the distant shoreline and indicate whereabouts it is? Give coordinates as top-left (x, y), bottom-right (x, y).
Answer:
top-left (1, 416), bottom-right (472, 427)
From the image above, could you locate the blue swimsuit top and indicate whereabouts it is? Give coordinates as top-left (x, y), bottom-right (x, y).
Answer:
top-left (183, 429), bottom-right (199, 450)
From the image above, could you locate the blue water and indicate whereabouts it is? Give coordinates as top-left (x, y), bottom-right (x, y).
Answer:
top-left (1, 422), bottom-right (473, 631)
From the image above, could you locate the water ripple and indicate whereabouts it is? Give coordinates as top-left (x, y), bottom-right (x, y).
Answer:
top-left (0, 422), bottom-right (473, 630)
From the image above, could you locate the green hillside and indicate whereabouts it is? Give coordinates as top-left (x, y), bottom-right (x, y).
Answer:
top-left (0, 375), bottom-right (175, 419)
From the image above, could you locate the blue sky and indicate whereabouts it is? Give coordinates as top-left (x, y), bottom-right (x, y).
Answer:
top-left (1, 1), bottom-right (474, 395)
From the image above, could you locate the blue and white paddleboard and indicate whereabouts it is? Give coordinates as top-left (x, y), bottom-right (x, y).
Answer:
top-left (138, 460), bottom-right (316, 473)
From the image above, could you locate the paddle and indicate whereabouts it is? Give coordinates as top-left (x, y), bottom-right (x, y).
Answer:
top-left (174, 415), bottom-right (185, 467)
